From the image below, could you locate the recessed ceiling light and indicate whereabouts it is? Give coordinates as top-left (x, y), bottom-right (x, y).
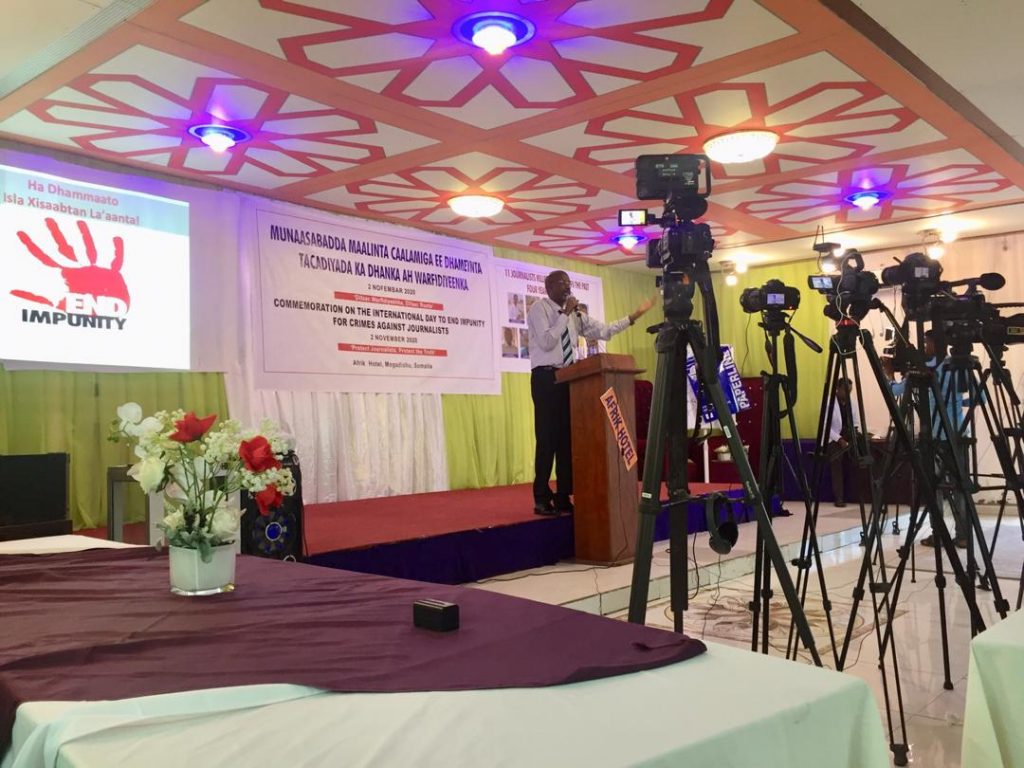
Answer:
top-left (724, 272), bottom-right (739, 286)
top-left (188, 124), bottom-right (250, 153)
top-left (703, 130), bottom-right (778, 164)
top-left (613, 233), bottom-right (646, 251)
top-left (472, 23), bottom-right (517, 55)
top-left (454, 12), bottom-right (535, 56)
top-left (448, 194), bottom-right (505, 218)
top-left (844, 190), bottom-right (888, 211)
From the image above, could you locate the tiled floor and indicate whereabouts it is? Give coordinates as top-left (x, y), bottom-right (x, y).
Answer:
top-left (472, 503), bottom-right (1024, 768)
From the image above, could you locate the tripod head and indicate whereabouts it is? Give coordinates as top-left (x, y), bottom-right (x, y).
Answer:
top-left (808, 249), bottom-right (880, 324)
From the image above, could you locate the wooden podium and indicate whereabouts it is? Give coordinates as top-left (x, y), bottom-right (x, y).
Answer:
top-left (556, 353), bottom-right (642, 565)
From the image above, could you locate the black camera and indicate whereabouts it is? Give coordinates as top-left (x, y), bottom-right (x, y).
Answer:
top-left (984, 309), bottom-right (1024, 348)
top-left (646, 221), bottom-right (715, 271)
top-left (807, 249), bottom-right (879, 322)
top-left (740, 279), bottom-right (800, 313)
top-left (880, 251), bottom-right (942, 290)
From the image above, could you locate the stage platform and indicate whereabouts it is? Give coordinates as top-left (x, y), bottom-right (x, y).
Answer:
top-left (304, 482), bottom-right (764, 583)
top-left (84, 482), bottom-right (779, 585)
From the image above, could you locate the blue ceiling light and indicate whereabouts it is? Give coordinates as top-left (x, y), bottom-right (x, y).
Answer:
top-left (614, 233), bottom-right (647, 251)
top-left (454, 12), bottom-right (535, 56)
top-left (844, 190), bottom-right (888, 211)
top-left (188, 124), bottom-right (250, 153)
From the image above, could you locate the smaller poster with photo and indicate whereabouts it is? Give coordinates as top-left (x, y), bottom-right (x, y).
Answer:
top-left (492, 258), bottom-right (604, 372)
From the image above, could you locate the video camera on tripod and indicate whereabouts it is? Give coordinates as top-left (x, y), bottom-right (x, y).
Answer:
top-left (740, 279), bottom-right (800, 313)
top-left (619, 153), bottom-right (721, 356)
top-left (622, 154), bottom-right (823, 668)
top-left (879, 252), bottom-right (1022, 351)
top-left (807, 249), bottom-right (879, 323)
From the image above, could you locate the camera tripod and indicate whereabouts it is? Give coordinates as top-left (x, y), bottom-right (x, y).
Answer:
top-left (747, 310), bottom-right (838, 664)
top-left (626, 266), bottom-right (822, 667)
top-left (824, 316), bottom-right (1008, 766)
top-left (942, 340), bottom-right (1024, 609)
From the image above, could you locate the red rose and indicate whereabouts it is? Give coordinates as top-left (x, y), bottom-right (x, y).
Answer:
top-left (255, 484), bottom-right (284, 516)
top-left (169, 412), bottom-right (217, 443)
top-left (239, 436), bottom-right (281, 473)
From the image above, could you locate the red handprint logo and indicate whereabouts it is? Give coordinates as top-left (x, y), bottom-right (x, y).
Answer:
top-left (11, 218), bottom-right (130, 316)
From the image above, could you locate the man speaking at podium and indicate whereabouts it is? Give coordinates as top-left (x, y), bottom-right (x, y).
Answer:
top-left (527, 270), bottom-right (654, 516)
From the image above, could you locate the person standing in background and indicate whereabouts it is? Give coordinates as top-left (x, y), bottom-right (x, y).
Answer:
top-left (826, 378), bottom-right (859, 507)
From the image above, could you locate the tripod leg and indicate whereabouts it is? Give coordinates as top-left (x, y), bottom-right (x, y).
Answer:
top-left (690, 331), bottom-right (822, 666)
top-left (628, 326), bottom-right (683, 624)
top-left (666, 344), bottom-right (692, 634)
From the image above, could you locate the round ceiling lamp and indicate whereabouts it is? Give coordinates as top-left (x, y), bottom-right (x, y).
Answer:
top-left (921, 228), bottom-right (945, 260)
top-left (454, 12), bottom-right (535, 56)
top-left (188, 124), bottom-right (250, 153)
top-left (448, 194), bottom-right (505, 218)
top-left (703, 130), bottom-right (778, 164)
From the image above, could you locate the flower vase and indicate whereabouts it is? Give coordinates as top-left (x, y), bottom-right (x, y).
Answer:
top-left (169, 543), bottom-right (236, 596)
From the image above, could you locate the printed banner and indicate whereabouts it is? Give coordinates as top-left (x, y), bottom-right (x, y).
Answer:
top-left (491, 257), bottom-right (604, 372)
top-left (254, 207), bottom-right (499, 393)
top-left (600, 387), bottom-right (638, 471)
top-left (684, 346), bottom-right (750, 424)
top-left (0, 164), bottom-right (190, 369)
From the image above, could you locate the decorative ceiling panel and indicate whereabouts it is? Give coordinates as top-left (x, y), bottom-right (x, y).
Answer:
top-left (528, 53), bottom-right (944, 181)
top-left (712, 149), bottom-right (1023, 230)
top-left (307, 152), bottom-right (633, 234)
top-left (0, 46), bottom-right (438, 189)
top-left (0, 0), bottom-right (1022, 266)
top-left (181, 0), bottom-right (795, 122)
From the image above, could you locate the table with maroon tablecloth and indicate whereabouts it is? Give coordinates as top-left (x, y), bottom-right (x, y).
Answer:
top-left (1, 537), bottom-right (888, 768)
top-left (0, 545), bottom-right (705, 755)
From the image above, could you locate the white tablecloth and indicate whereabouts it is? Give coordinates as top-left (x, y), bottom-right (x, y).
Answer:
top-left (963, 608), bottom-right (1024, 768)
top-left (2, 536), bottom-right (889, 768)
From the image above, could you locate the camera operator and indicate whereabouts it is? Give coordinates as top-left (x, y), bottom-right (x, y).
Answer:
top-left (883, 330), bottom-right (971, 548)
top-left (826, 378), bottom-right (860, 507)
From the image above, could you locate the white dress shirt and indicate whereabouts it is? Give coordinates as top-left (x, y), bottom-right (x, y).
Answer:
top-left (828, 396), bottom-right (861, 443)
top-left (527, 297), bottom-right (631, 368)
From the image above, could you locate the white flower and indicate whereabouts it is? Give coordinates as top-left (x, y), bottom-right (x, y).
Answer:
top-left (127, 456), bottom-right (166, 493)
top-left (131, 416), bottom-right (163, 438)
top-left (164, 482), bottom-right (188, 502)
top-left (210, 506), bottom-right (239, 541)
top-left (117, 402), bottom-right (143, 431)
top-left (162, 509), bottom-right (185, 532)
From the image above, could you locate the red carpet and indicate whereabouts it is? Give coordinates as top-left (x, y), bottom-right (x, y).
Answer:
top-left (305, 484), bottom-right (538, 555)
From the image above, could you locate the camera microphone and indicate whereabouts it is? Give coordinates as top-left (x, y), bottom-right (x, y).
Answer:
top-left (945, 273), bottom-right (1005, 291)
top-left (978, 273), bottom-right (1005, 291)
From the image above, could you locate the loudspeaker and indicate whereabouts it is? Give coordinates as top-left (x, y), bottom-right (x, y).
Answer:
top-left (705, 493), bottom-right (738, 555)
top-left (240, 451), bottom-right (304, 561)
top-left (0, 453), bottom-right (69, 527)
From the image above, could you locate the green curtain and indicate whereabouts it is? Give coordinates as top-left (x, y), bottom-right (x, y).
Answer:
top-left (711, 260), bottom-right (833, 436)
top-left (0, 366), bottom-right (229, 529)
top-left (443, 248), bottom-right (662, 489)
